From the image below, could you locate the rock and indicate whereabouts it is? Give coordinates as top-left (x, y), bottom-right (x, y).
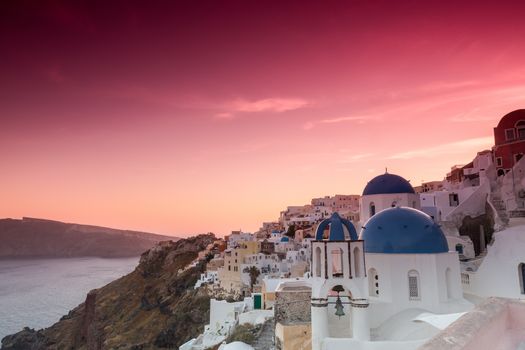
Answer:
top-left (1, 328), bottom-right (48, 350)
top-left (1, 233), bottom-right (217, 349)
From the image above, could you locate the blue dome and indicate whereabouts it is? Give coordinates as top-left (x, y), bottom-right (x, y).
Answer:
top-left (362, 173), bottom-right (415, 196)
top-left (359, 207), bottom-right (448, 254)
top-left (280, 236), bottom-right (290, 242)
top-left (315, 212), bottom-right (358, 241)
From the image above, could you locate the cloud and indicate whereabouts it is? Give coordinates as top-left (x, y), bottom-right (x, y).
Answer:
top-left (388, 136), bottom-right (493, 160)
top-left (214, 112), bottom-right (234, 119)
top-left (303, 115), bottom-right (379, 130)
top-left (420, 80), bottom-right (480, 92)
top-left (231, 98), bottom-right (309, 113)
top-left (449, 108), bottom-right (497, 123)
top-left (338, 152), bottom-right (375, 163)
top-left (214, 97), bottom-right (309, 120)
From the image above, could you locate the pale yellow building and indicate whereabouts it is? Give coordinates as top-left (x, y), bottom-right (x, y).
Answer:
top-left (217, 241), bottom-right (260, 293)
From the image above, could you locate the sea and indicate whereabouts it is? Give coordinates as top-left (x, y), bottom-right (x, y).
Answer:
top-left (0, 257), bottom-right (139, 341)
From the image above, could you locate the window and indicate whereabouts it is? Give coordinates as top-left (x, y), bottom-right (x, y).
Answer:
top-left (446, 268), bottom-right (453, 299)
top-left (449, 193), bottom-right (459, 207)
top-left (455, 244), bottom-right (464, 255)
top-left (408, 270), bottom-right (420, 300)
top-left (368, 268), bottom-right (379, 296)
top-left (496, 157), bottom-right (503, 167)
top-left (518, 263), bottom-right (525, 294)
top-left (506, 128), bottom-right (516, 141)
top-left (391, 201), bottom-right (397, 207)
top-left (515, 153), bottom-right (523, 164)
top-left (353, 247), bottom-right (361, 277)
top-left (315, 247), bottom-right (322, 277)
top-left (369, 202), bottom-right (376, 217)
top-left (517, 121), bottom-right (525, 139)
top-left (331, 248), bottom-right (344, 277)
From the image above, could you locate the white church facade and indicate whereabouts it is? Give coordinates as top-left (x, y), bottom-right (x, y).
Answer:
top-left (310, 173), bottom-right (473, 350)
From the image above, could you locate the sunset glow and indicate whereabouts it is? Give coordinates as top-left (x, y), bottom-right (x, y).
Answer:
top-left (2, 1), bottom-right (525, 236)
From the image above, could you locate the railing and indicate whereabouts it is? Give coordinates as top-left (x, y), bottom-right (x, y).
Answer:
top-left (461, 273), bottom-right (470, 285)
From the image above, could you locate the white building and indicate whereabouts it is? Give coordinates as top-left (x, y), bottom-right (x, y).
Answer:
top-left (361, 207), bottom-right (472, 330)
top-left (461, 218), bottom-right (525, 300)
top-left (310, 212), bottom-right (370, 350)
top-left (359, 172), bottom-right (420, 226)
top-left (194, 270), bottom-right (219, 289)
top-left (309, 199), bottom-right (472, 350)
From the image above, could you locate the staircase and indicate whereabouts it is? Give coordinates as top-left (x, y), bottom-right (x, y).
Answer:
top-left (488, 193), bottom-right (509, 230)
top-left (252, 319), bottom-right (275, 350)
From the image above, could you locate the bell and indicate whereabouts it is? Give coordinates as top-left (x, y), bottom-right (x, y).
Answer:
top-left (334, 295), bottom-right (345, 317)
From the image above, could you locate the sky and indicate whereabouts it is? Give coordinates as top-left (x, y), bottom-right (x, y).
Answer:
top-left (1, 0), bottom-right (525, 237)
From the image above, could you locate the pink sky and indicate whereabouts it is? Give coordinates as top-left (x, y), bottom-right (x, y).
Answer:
top-left (1, 1), bottom-right (525, 236)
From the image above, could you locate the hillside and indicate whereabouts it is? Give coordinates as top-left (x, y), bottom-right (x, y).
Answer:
top-left (0, 217), bottom-right (177, 258)
top-left (1, 234), bottom-right (217, 349)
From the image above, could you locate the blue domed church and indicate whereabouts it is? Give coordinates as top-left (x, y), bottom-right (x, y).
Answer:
top-left (359, 172), bottom-right (421, 225)
top-left (360, 206), bottom-right (470, 326)
top-left (310, 174), bottom-right (472, 350)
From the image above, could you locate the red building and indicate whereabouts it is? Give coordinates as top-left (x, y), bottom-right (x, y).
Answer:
top-left (493, 109), bottom-right (525, 176)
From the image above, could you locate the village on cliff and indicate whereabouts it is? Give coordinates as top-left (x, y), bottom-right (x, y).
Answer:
top-left (180, 109), bottom-right (525, 350)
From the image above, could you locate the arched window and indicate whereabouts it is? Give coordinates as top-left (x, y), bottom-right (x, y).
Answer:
top-left (368, 268), bottom-right (378, 296)
top-left (408, 270), bottom-right (420, 300)
top-left (519, 263), bottom-right (525, 294)
top-left (331, 248), bottom-right (344, 277)
top-left (369, 202), bottom-right (376, 217)
top-left (516, 120), bottom-right (525, 140)
top-left (391, 201), bottom-right (397, 207)
top-left (315, 247), bottom-right (322, 277)
top-left (445, 267), bottom-right (453, 299)
top-left (353, 247), bottom-right (361, 277)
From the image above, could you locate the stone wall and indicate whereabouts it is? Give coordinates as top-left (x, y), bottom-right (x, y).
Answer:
top-left (274, 290), bottom-right (311, 324)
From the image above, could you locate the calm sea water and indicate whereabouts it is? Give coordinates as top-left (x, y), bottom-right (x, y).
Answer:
top-left (0, 257), bottom-right (139, 341)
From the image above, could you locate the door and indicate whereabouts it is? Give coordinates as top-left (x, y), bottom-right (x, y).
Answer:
top-left (254, 294), bottom-right (262, 309)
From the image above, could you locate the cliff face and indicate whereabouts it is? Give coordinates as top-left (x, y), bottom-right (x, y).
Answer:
top-left (1, 233), bottom-right (217, 350)
top-left (0, 217), bottom-right (177, 258)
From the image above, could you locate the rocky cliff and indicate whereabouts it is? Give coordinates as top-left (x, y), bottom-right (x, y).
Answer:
top-left (1, 233), bottom-right (217, 350)
top-left (0, 217), bottom-right (177, 258)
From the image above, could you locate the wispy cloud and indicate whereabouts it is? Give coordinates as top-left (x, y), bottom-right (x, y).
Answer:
top-left (388, 136), bottom-right (493, 160)
top-left (338, 152), bottom-right (375, 163)
top-left (449, 108), bottom-right (497, 123)
top-left (232, 98), bottom-right (308, 113)
top-left (214, 97), bottom-right (309, 120)
top-left (420, 80), bottom-right (480, 92)
top-left (214, 112), bottom-right (234, 119)
top-left (303, 115), bottom-right (379, 130)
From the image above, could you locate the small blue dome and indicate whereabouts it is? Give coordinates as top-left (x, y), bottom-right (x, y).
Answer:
top-left (281, 236), bottom-right (290, 242)
top-left (362, 173), bottom-right (415, 196)
top-left (315, 212), bottom-right (358, 241)
top-left (359, 207), bottom-right (448, 254)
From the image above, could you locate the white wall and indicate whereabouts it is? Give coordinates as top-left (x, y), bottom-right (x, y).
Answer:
top-left (365, 253), bottom-right (470, 328)
top-left (209, 299), bottom-right (245, 333)
top-left (322, 338), bottom-right (425, 350)
top-left (465, 221), bottom-right (525, 299)
top-left (360, 193), bottom-right (420, 225)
